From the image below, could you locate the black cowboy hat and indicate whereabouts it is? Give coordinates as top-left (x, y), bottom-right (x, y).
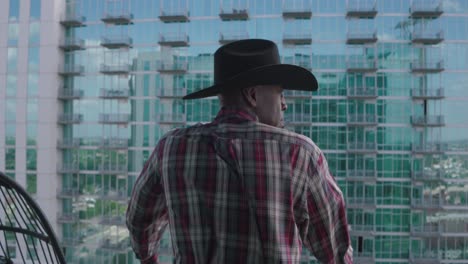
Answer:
top-left (183, 39), bottom-right (318, 100)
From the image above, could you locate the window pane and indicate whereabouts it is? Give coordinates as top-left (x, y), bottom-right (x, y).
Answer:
top-left (27, 149), bottom-right (37, 171)
top-left (6, 75), bottom-right (17, 97)
top-left (8, 24), bottom-right (19, 46)
top-left (27, 123), bottom-right (37, 145)
top-left (27, 174), bottom-right (37, 194)
top-left (7, 48), bottom-right (18, 73)
top-left (28, 48), bottom-right (39, 72)
top-left (9, 0), bottom-right (20, 21)
top-left (27, 99), bottom-right (38, 121)
top-left (6, 100), bottom-right (16, 121)
top-left (29, 22), bottom-right (40, 45)
top-left (5, 148), bottom-right (15, 170)
top-left (30, 0), bottom-right (41, 19)
top-left (28, 74), bottom-right (38, 97)
top-left (6, 123), bottom-right (15, 145)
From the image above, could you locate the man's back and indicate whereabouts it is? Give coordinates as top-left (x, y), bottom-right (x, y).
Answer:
top-left (127, 108), bottom-right (352, 263)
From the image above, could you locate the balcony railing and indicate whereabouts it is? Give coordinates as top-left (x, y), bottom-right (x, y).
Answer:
top-left (411, 60), bottom-right (444, 73)
top-left (100, 64), bottom-right (131, 74)
top-left (412, 142), bottom-right (446, 154)
top-left (411, 198), bottom-right (442, 210)
top-left (284, 113), bottom-right (312, 125)
top-left (283, 33), bottom-right (312, 45)
top-left (99, 190), bottom-right (128, 201)
top-left (99, 216), bottom-right (126, 226)
top-left (347, 170), bottom-right (376, 181)
top-left (157, 88), bottom-right (187, 99)
top-left (59, 37), bottom-right (85, 51)
top-left (99, 89), bottom-right (130, 99)
top-left (346, 1), bottom-right (377, 18)
top-left (159, 10), bottom-right (190, 22)
top-left (347, 142), bottom-right (377, 154)
top-left (411, 115), bottom-right (445, 127)
top-left (409, 252), bottom-right (441, 264)
top-left (60, 12), bottom-right (86, 27)
top-left (353, 252), bottom-right (375, 264)
top-left (57, 213), bottom-right (79, 223)
top-left (349, 224), bottom-right (375, 236)
top-left (57, 188), bottom-right (80, 198)
top-left (284, 90), bottom-right (312, 98)
top-left (347, 114), bottom-right (377, 126)
top-left (346, 197), bottom-right (376, 209)
top-left (219, 8), bottom-right (249, 20)
top-left (347, 88), bottom-right (377, 99)
top-left (346, 31), bottom-right (378, 44)
top-left (219, 32), bottom-right (249, 44)
top-left (156, 62), bottom-right (188, 73)
top-left (410, 1), bottom-right (443, 18)
top-left (346, 60), bottom-right (377, 72)
top-left (155, 114), bottom-right (187, 124)
top-left (100, 138), bottom-right (128, 149)
top-left (58, 89), bottom-right (84, 100)
top-left (99, 113), bottom-right (130, 124)
top-left (61, 237), bottom-right (83, 247)
top-left (98, 164), bottom-right (128, 174)
top-left (100, 238), bottom-right (130, 253)
top-left (57, 138), bottom-right (81, 149)
top-left (101, 11), bottom-right (134, 25)
top-left (59, 65), bottom-right (84, 76)
top-left (411, 30), bottom-right (444, 44)
top-left (411, 224), bottom-right (441, 237)
top-left (411, 88), bottom-right (444, 99)
top-left (412, 169), bottom-right (443, 181)
top-left (101, 36), bottom-right (133, 49)
top-left (58, 163), bottom-right (80, 173)
top-left (58, 114), bottom-right (83, 124)
top-left (158, 33), bottom-right (189, 47)
top-left (282, 7), bottom-right (312, 19)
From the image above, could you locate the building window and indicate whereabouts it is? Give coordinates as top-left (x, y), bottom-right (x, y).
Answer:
top-left (7, 24), bottom-right (19, 46)
top-left (27, 173), bottom-right (37, 194)
top-left (30, 0), bottom-right (41, 19)
top-left (7, 48), bottom-right (18, 73)
top-left (6, 75), bottom-right (17, 97)
top-left (29, 22), bottom-right (40, 45)
top-left (9, 0), bottom-right (20, 21)
top-left (27, 149), bottom-right (37, 171)
top-left (6, 123), bottom-right (15, 146)
top-left (5, 148), bottom-right (15, 170)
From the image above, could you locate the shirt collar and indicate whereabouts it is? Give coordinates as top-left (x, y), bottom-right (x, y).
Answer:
top-left (213, 107), bottom-right (258, 124)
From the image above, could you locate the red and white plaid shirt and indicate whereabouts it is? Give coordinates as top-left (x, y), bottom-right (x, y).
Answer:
top-left (127, 107), bottom-right (353, 263)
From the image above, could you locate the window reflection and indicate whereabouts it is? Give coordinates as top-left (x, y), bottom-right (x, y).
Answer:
top-left (8, 0), bottom-right (20, 21)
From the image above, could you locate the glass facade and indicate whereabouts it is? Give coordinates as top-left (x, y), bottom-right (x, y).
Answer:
top-left (2, 0), bottom-right (468, 263)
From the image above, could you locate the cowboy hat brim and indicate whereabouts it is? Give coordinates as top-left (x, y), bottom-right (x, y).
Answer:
top-left (183, 64), bottom-right (318, 100)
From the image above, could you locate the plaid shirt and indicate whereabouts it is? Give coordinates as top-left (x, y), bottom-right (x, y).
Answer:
top-left (127, 107), bottom-right (353, 264)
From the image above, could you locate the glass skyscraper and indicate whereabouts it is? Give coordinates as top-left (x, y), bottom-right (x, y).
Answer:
top-left (1, 0), bottom-right (468, 263)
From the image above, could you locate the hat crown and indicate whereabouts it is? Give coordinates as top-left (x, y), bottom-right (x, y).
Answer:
top-left (214, 39), bottom-right (280, 85)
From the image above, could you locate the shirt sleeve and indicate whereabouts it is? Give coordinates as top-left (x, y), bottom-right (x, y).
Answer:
top-left (300, 150), bottom-right (353, 264)
top-left (126, 139), bottom-right (168, 263)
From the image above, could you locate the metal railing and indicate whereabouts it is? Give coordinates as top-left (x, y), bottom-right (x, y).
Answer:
top-left (159, 33), bottom-right (189, 44)
top-left (155, 113), bottom-right (187, 123)
top-left (101, 36), bottom-right (133, 47)
top-left (411, 60), bottom-right (444, 71)
top-left (411, 115), bottom-right (445, 126)
top-left (60, 37), bottom-right (85, 49)
top-left (100, 64), bottom-right (132, 73)
top-left (346, 60), bottom-right (377, 71)
top-left (60, 65), bottom-right (84, 75)
top-left (58, 113), bottom-right (83, 123)
top-left (100, 138), bottom-right (128, 148)
top-left (347, 114), bottom-right (377, 124)
top-left (99, 113), bottom-right (131, 123)
top-left (158, 88), bottom-right (187, 98)
top-left (99, 88), bottom-right (130, 98)
top-left (412, 169), bottom-right (443, 180)
top-left (58, 89), bottom-right (84, 99)
top-left (347, 87), bottom-right (377, 97)
top-left (156, 62), bottom-right (188, 72)
top-left (411, 88), bottom-right (444, 98)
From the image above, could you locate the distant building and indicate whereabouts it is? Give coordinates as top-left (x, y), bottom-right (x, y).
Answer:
top-left (1, 0), bottom-right (467, 263)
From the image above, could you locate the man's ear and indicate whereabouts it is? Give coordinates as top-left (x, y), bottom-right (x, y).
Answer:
top-left (242, 86), bottom-right (257, 108)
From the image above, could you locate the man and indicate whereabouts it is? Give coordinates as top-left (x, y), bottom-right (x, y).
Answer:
top-left (127, 39), bottom-right (353, 263)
